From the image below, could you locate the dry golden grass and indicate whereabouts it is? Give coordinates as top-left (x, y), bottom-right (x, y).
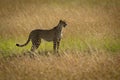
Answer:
top-left (0, 0), bottom-right (120, 79)
top-left (0, 0), bottom-right (119, 39)
top-left (0, 51), bottom-right (120, 80)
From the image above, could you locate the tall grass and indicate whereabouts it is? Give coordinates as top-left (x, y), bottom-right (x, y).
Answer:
top-left (0, 0), bottom-right (119, 38)
top-left (0, 51), bottom-right (120, 80)
top-left (0, 0), bottom-right (120, 79)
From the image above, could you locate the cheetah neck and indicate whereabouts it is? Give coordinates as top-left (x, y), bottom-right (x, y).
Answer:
top-left (57, 23), bottom-right (63, 32)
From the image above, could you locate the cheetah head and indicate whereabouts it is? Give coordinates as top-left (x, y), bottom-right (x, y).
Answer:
top-left (59, 20), bottom-right (67, 27)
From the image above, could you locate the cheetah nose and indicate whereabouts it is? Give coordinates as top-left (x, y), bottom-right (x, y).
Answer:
top-left (64, 24), bottom-right (67, 27)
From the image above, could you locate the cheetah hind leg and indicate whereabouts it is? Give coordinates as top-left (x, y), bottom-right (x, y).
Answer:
top-left (30, 39), bottom-right (41, 58)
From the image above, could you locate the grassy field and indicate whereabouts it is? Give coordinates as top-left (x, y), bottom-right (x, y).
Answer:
top-left (0, 51), bottom-right (120, 80)
top-left (0, 0), bottom-right (120, 80)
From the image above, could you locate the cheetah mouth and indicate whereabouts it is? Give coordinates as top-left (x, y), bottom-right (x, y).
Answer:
top-left (64, 24), bottom-right (67, 27)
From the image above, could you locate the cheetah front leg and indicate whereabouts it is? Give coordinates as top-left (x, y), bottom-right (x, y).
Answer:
top-left (53, 39), bottom-right (60, 53)
top-left (53, 41), bottom-right (57, 53)
top-left (57, 41), bottom-right (60, 53)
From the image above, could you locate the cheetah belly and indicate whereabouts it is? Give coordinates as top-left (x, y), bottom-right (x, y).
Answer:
top-left (42, 37), bottom-right (53, 42)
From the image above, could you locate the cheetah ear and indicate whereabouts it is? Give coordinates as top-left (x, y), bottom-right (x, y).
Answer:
top-left (59, 20), bottom-right (62, 22)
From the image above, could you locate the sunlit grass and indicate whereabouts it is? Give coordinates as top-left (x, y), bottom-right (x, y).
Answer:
top-left (0, 37), bottom-right (119, 57)
top-left (0, 51), bottom-right (120, 80)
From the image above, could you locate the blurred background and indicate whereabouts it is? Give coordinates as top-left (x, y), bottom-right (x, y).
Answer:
top-left (0, 0), bottom-right (120, 56)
